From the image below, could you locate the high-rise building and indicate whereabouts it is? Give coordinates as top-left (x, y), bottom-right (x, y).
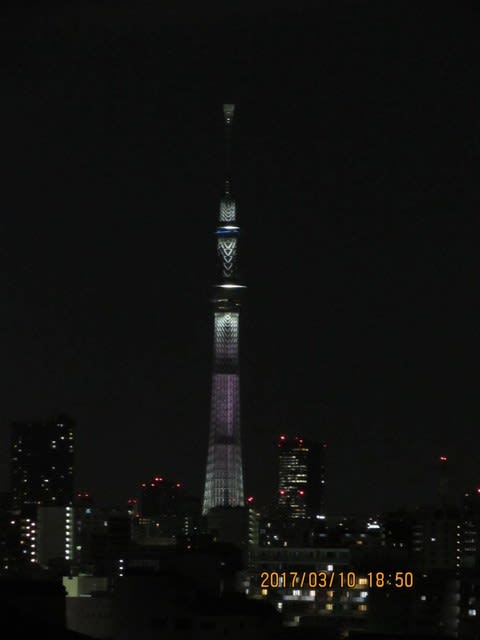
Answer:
top-left (202, 104), bottom-right (245, 515)
top-left (9, 414), bottom-right (75, 569)
top-left (10, 414), bottom-right (75, 509)
top-left (277, 435), bottom-right (326, 518)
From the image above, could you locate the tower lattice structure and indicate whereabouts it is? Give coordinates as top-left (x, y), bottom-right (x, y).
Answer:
top-left (202, 104), bottom-right (245, 515)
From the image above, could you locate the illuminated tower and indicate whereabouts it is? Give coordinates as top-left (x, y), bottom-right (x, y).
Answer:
top-left (202, 104), bottom-right (245, 515)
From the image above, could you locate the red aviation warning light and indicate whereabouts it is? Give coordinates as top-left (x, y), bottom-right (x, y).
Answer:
top-left (439, 456), bottom-right (448, 462)
top-left (246, 496), bottom-right (254, 504)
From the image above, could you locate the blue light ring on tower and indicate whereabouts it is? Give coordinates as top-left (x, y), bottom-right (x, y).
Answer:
top-left (215, 226), bottom-right (240, 237)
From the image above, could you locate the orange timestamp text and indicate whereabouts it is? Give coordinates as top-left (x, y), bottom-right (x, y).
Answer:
top-left (259, 571), bottom-right (414, 589)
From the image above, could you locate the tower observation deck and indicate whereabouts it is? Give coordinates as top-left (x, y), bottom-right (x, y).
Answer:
top-left (202, 104), bottom-right (245, 515)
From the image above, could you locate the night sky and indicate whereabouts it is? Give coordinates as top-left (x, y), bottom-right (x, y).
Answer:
top-left (0, 1), bottom-right (476, 514)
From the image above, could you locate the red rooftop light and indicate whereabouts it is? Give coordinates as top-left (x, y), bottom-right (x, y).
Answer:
top-left (247, 496), bottom-right (254, 503)
top-left (439, 456), bottom-right (448, 462)
top-left (176, 483), bottom-right (181, 488)
top-left (298, 489), bottom-right (305, 496)
top-left (279, 489), bottom-right (286, 496)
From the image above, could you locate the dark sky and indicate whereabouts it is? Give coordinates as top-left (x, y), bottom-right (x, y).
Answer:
top-left (0, 1), bottom-right (476, 514)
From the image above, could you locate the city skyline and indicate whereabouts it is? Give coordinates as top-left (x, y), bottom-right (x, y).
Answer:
top-left (0, 2), bottom-right (476, 513)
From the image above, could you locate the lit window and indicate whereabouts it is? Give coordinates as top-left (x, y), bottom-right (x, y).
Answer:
top-left (261, 589), bottom-right (268, 596)
top-left (325, 603), bottom-right (333, 611)
top-left (359, 604), bottom-right (368, 612)
top-left (468, 609), bottom-right (477, 616)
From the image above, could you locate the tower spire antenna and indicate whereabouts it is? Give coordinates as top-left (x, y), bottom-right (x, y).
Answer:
top-left (223, 103), bottom-right (235, 197)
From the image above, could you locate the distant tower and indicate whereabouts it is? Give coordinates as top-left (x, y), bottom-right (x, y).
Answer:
top-left (277, 435), bottom-right (327, 518)
top-left (202, 104), bottom-right (245, 515)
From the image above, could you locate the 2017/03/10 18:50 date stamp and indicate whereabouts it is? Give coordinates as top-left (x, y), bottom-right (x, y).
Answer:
top-left (259, 571), bottom-right (414, 589)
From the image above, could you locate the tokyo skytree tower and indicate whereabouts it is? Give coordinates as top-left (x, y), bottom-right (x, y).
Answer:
top-left (202, 104), bottom-right (245, 515)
